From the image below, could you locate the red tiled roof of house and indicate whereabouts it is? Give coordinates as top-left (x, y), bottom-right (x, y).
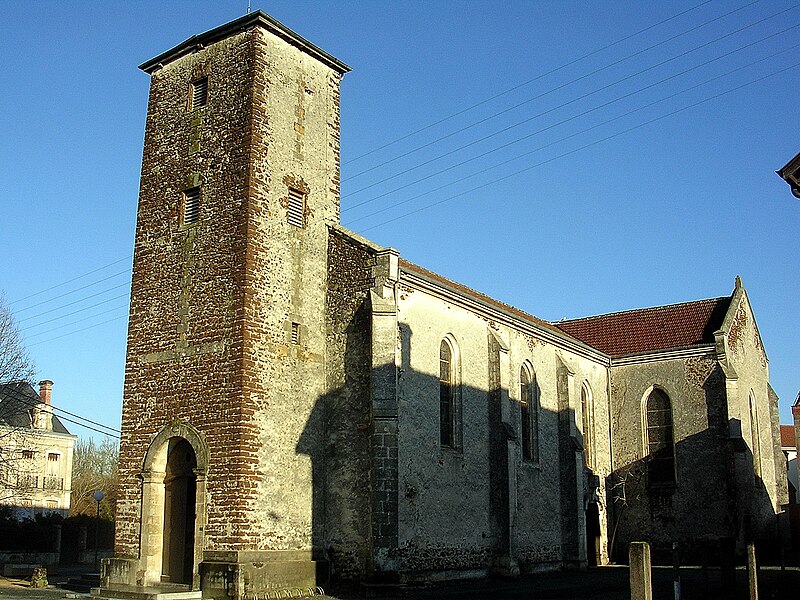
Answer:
top-left (781, 425), bottom-right (797, 449)
top-left (554, 296), bottom-right (732, 357)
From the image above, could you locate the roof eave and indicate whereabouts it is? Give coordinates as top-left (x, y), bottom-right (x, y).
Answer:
top-left (139, 11), bottom-right (351, 75)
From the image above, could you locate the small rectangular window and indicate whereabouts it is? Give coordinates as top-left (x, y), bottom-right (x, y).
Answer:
top-left (183, 187), bottom-right (201, 225)
top-left (287, 189), bottom-right (305, 228)
top-left (21, 450), bottom-right (35, 459)
top-left (291, 322), bottom-right (300, 345)
top-left (48, 453), bottom-right (59, 462)
top-left (191, 77), bottom-right (208, 110)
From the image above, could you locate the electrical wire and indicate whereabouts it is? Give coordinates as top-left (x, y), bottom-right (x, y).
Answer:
top-left (345, 0), bottom-right (720, 164)
top-left (8, 255), bottom-right (132, 306)
top-left (345, 0), bottom-right (772, 180)
top-left (21, 303), bottom-right (129, 338)
top-left (356, 59), bottom-right (800, 234)
top-left (0, 390), bottom-right (120, 439)
top-left (26, 315), bottom-right (127, 348)
top-left (13, 268), bottom-right (131, 314)
top-left (344, 28), bottom-right (800, 220)
top-left (345, 4), bottom-right (799, 199)
top-left (17, 285), bottom-right (129, 325)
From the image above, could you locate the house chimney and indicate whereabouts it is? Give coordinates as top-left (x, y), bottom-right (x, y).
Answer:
top-left (793, 392), bottom-right (800, 471)
top-left (39, 380), bottom-right (53, 405)
top-left (36, 380), bottom-right (54, 431)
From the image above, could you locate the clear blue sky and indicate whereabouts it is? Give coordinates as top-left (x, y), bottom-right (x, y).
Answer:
top-left (1, 0), bottom-right (798, 440)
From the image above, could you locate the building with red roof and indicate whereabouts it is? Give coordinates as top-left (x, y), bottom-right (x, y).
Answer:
top-left (103, 12), bottom-right (788, 597)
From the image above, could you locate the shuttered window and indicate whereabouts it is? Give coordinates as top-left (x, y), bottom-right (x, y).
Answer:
top-left (291, 322), bottom-right (300, 345)
top-left (191, 77), bottom-right (208, 109)
top-left (183, 187), bottom-right (200, 225)
top-left (287, 188), bottom-right (305, 228)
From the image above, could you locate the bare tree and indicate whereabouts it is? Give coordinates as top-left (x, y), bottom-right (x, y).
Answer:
top-left (0, 293), bottom-right (34, 385)
top-left (70, 438), bottom-right (118, 519)
top-left (0, 293), bottom-right (37, 506)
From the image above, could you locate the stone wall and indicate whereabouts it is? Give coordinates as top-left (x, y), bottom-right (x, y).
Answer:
top-left (117, 28), bottom-right (256, 556)
top-left (394, 272), bottom-right (611, 577)
top-left (117, 17), bottom-right (347, 572)
top-left (608, 354), bottom-right (736, 559)
top-left (323, 227), bottom-right (378, 580)
top-left (721, 290), bottom-right (782, 541)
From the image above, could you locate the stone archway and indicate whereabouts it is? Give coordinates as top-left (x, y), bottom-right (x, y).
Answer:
top-left (139, 422), bottom-right (208, 589)
top-left (162, 439), bottom-right (197, 583)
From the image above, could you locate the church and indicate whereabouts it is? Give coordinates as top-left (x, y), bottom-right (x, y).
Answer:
top-left (98, 11), bottom-right (786, 599)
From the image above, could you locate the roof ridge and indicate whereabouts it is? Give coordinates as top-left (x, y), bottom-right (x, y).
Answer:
top-left (555, 295), bottom-right (730, 324)
top-left (398, 258), bottom-right (559, 332)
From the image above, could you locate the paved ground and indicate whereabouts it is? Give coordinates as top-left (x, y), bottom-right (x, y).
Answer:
top-left (1, 565), bottom-right (798, 600)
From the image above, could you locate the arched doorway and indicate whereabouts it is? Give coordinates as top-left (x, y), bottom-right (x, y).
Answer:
top-left (139, 422), bottom-right (208, 589)
top-left (161, 439), bottom-right (197, 584)
top-left (585, 501), bottom-right (601, 567)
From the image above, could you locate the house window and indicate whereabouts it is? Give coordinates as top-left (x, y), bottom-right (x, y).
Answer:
top-left (45, 500), bottom-right (58, 511)
top-left (520, 364), bottom-right (538, 462)
top-left (439, 337), bottom-right (460, 449)
top-left (191, 76), bottom-right (208, 110)
top-left (183, 187), bottom-right (200, 225)
top-left (287, 188), bottom-right (305, 228)
top-left (645, 388), bottom-right (675, 487)
top-left (47, 453), bottom-right (59, 462)
top-left (291, 322), bottom-right (300, 345)
top-left (21, 450), bottom-right (35, 460)
top-left (581, 382), bottom-right (594, 469)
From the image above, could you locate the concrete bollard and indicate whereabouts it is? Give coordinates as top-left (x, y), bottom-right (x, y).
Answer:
top-left (30, 567), bottom-right (48, 588)
top-left (629, 542), bottom-right (652, 600)
top-left (747, 543), bottom-right (758, 600)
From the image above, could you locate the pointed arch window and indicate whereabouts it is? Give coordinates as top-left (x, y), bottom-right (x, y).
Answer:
top-left (645, 388), bottom-right (675, 487)
top-left (439, 337), bottom-right (460, 449)
top-left (749, 390), bottom-right (762, 477)
top-left (581, 382), bottom-right (594, 469)
top-left (520, 364), bottom-right (539, 462)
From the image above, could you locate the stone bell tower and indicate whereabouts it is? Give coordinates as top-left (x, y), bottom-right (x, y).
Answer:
top-left (105, 12), bottom-right (349, 598)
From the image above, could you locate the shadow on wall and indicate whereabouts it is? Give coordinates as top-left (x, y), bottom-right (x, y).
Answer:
top-left (607, 406), bottom-right (778, 566)
top-left (295, 317), bottom-right (590, 583)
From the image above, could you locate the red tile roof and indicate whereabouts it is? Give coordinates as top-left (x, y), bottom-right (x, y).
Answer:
top-left (554, 297), bottom-right (732, 357)
top-left (781, 425), bottom-right (798, 449)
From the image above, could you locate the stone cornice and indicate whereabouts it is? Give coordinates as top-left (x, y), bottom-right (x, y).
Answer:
top-left (399, 268), bottom-right (610, 365)
top-left (610, 345), bottom-right (716, 366)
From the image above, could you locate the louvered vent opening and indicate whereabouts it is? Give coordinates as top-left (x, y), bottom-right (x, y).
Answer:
top-left (184, 187), bottom-right (200, 224)
top-left (291, 322), bottom-right (300, 345)
top-left (191, 77), bottom-right (208, 109)
top-left (287, 189), bottom-right (305, 228)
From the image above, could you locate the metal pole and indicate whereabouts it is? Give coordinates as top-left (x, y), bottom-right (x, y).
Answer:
top-left (672, 542), bottom-right (681, 600)
top-left (95, 497), bottom-right (100, 572)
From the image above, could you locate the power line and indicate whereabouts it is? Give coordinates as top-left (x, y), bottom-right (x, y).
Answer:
top-left (22, 303), bottom-right (129, 339)
top-left (17, 284), bottom-right (129, 324)
top-left (0, 389), bottom-right (120, 439)
top-left (14, 268), bottom-right (131, 314)
top-left (344, 27), bottom-right (800, 220)
top-left (2, 388), bottom-right (120, 435)
top-left (345, 0), bottom-right (719, 164)
top-left (345, 3), bottom-right (799, 201)
top-left (345, 0), bottom-right (770, 180)
top-left (9, 255), bottom-right (132, 306)
top-left (356, 59), bottom-right (799, 234)
top-left (19, 292), bottom-right (129, 330)
top-left (27, 314), bottom-right (127, 347)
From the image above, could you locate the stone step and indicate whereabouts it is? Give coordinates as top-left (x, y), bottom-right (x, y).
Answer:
top-left (91, 584), bottom-right (201, 600)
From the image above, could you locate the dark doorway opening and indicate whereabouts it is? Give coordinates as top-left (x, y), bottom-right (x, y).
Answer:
top-left (162, 438), bottom-right (197, 584)
top-left (585, 502), bottom-right (601, 567)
